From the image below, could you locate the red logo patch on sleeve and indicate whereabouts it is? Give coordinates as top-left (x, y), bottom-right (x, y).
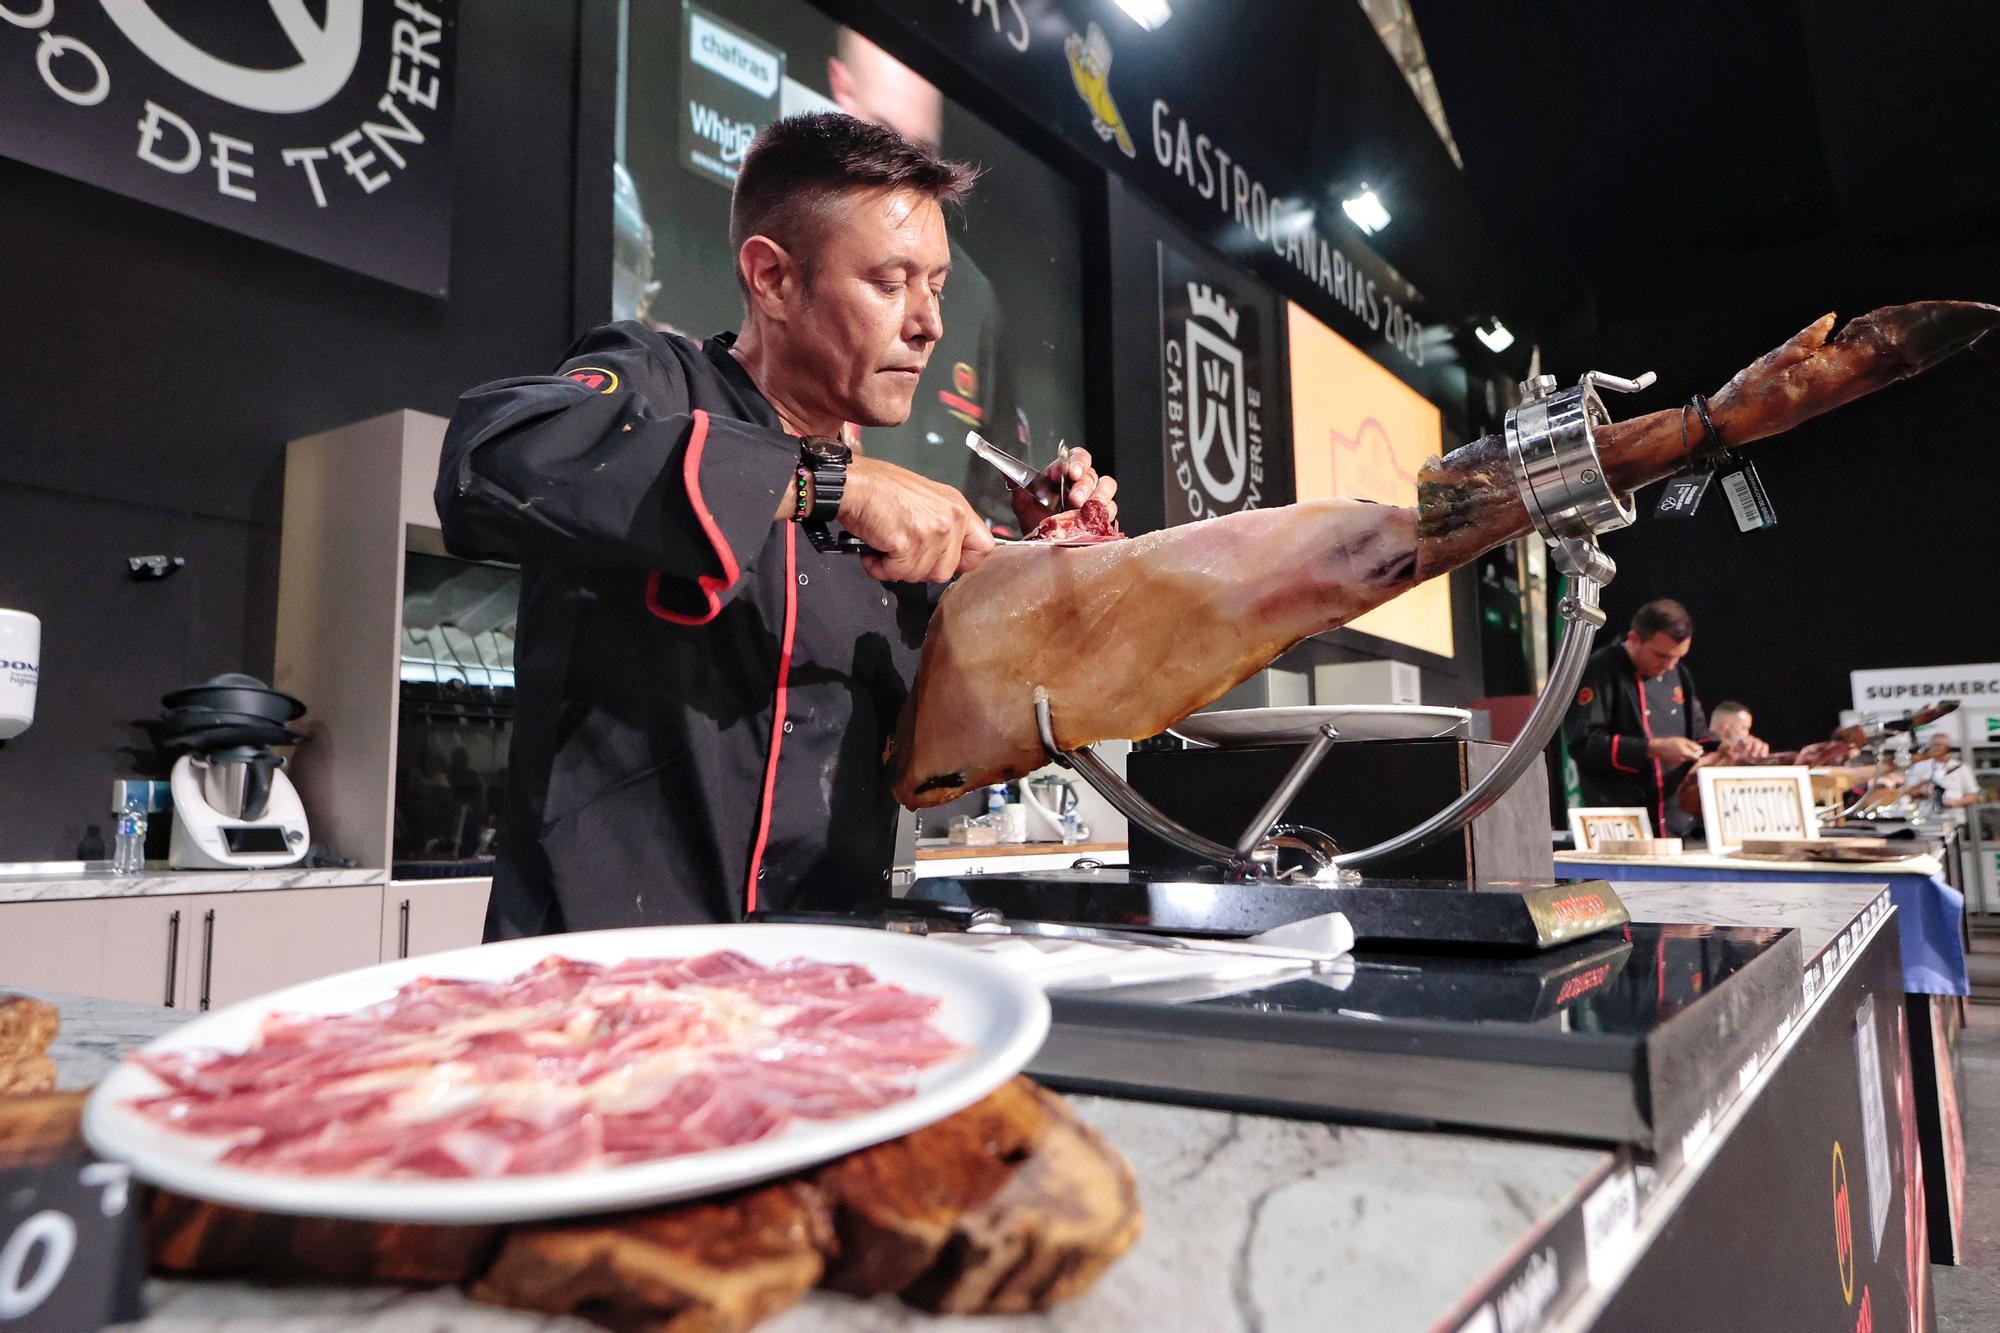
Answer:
top-left (1576, 686), bottom-right (1595, 706)
top-left (564, 366), bottom-right (619, 393)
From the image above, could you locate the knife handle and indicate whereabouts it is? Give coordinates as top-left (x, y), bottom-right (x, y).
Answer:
top-left (803, 521), bottom-right (883, 558)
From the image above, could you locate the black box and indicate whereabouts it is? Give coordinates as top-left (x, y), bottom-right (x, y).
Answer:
top-left (1126, 738), bottom-right (1553, 880)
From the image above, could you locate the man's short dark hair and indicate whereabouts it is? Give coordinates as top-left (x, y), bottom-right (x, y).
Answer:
top-left (1711, 700), bottom-right (1750, 721)
top-left (729, 112), bottom-right (977, 295)
top-left (1630, 598), bottom-right (1693, 642)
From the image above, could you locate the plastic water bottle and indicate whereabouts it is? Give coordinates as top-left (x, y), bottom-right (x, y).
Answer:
top-left (112, 798), bottom-right (147, 874)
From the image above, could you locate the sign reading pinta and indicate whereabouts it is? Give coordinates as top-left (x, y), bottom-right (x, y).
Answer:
top-left (0, 2), bottom-right (457, 294)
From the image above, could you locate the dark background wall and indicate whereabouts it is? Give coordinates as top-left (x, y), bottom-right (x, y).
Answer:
top-left (1413, 0), bottom-right (2000, 753)
top-left (0, 2), bottom-right (586, 858)
top-left (1567, 243), bottom-right (2000, 751)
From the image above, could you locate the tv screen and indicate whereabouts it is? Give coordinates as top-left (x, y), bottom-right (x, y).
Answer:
top-left (1287, 300), bottom-right (1454, 659)
top-left (615, 0), bottom-right (1089, 530)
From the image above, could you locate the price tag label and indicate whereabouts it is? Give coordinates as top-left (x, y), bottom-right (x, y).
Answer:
top-left (0, 1159), bottom-right (142, 1330)
top-left (1718, 460), bottom-right (1778, 531)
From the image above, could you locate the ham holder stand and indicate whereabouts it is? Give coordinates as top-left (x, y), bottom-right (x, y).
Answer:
top-left (951, 367), bottom-right (1667, 952)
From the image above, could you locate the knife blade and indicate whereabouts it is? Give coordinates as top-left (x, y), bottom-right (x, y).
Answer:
top-left (964, 431), bottom-right (1061, 508)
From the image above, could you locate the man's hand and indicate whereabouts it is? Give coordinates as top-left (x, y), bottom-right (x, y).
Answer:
top-left (1008, 447), bottom-right (1118, 535)
top-left (837, 457), bottom-right (995, 584)
top-left (1722, 735), bottom-right (1771, 763)
top-left (1647, 736), bottom-right (1705, 765)
top-left (1688, 735), bottom-right (1773, 772)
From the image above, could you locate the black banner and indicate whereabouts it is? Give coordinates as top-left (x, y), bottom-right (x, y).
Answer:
top-left (0, 1), bottom-right (456, 294)
top-left (1157, 239), bottom-right (1282, 525)
top-left (1593, 920), bottom-right (1926, 1331)
top-left (846, 0), bottom-right (1499, 404)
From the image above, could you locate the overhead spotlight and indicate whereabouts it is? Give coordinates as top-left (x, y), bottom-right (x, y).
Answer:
top-left (1474, 319), bottom-right (1516, 353)
top-left (1115, 0), bottom-right (1173, 31)
top-left (1340, 185), bottom-right (1390, 236)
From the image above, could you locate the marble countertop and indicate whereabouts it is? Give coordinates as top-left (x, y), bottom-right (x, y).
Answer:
top-left (0, 865), bottom-right (382, 904)
top-left (1558, 847), bottom-right (1941, 876)
top-left (48, 989), bottom-right (1606, 1332)
top-left (1615, 879), bottom-right (1885, 964)
top-left (45, 876), bottom-right (1885, 1332)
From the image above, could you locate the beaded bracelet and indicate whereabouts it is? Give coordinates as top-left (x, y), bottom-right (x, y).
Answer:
top-left (793, 466), bottom-right (814, 521)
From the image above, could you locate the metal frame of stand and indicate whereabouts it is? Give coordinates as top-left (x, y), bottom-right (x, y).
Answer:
top-left (1033, 367), bottom-right (1658, 883)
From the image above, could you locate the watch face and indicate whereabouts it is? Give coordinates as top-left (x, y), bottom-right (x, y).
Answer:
top-left (800, 436), bottom-right (852, 465)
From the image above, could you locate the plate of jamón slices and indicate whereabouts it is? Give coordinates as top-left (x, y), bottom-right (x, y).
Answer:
top-left (84, 924), bottom-right (1047, 1222)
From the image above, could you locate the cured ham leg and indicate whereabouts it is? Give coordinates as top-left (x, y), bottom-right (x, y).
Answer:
top-left (890, 301), bottom-right (1998, 807)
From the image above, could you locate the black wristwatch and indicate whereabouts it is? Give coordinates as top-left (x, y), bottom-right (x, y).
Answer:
top-left (796, 436), bottom-right (874, 555)
top-left (797, 436), bottom-right (850, 525)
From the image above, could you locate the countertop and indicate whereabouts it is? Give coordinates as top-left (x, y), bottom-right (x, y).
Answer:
top-left (48, 876), bottom-right (1887, 1332)
top-left (1558, 847), bottom-right (1941, 877)
top-left (52, 989), bottom-right (1606, 1332)
top-left (1614, 879), bottom-right (1885, 963)
top-left (0, 865), bottom-right (383, 904)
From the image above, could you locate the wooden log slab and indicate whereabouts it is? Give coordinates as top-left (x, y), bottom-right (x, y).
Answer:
top-left (0, 992), bottom-right (59, 1097)
top-left (136, 1077), bottom-right (1139, 1333)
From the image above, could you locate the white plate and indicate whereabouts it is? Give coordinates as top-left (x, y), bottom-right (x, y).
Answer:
top-left (1170, 704), bottom-right (1471, 747)
top-left (83, 924), bottom-right (1049, 1223)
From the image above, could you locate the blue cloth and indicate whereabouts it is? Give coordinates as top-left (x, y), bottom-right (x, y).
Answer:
top-left (1566, 860), bottom-right (1968, 996)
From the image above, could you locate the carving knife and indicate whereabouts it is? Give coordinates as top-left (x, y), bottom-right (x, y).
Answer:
top-left (964, 431), bottom-right (1062, 509)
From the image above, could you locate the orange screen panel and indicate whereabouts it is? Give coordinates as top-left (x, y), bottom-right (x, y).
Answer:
top-left (1287, 301), bottom-right (1453, 658)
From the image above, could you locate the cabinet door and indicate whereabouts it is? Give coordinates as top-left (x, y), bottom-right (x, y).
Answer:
top-left (192, 884), bottom-right (385, 1011)
top-left (99, 894), bottom-right (207, 1008)
top-left (0, 899), bottom-right (106, 996)
top-left (381, 879), bottom-right (491, 961)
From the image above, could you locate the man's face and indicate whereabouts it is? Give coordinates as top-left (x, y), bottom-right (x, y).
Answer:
top-left (1624, 631), bottom-right (1691, 679)
top-left (787, 188), bottom-right (949, 429)
top-left (1714, 709), bottom-right (1753, 742)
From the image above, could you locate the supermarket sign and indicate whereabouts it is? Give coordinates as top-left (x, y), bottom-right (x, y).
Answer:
top-left (1850, 662), bottom-right (2000, 747)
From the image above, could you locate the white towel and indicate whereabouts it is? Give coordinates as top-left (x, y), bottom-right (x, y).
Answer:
top-left (926, 933), bottom-right (1355, 1003)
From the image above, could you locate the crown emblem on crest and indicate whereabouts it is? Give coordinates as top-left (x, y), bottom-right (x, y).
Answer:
top-left (1187, 284), bottom-right (1240, 338)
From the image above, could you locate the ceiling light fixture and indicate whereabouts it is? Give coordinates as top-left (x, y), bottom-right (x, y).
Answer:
top-left (1341, 185), bottom-right (1390, 236)
top-left (1114, 0), bottom-right (1173, 31)
top-left (1474, 319), bottom-right (1516, 353)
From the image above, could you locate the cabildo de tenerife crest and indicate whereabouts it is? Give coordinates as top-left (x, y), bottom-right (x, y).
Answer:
top-left (1159, 241), bottom-right (1273, 525)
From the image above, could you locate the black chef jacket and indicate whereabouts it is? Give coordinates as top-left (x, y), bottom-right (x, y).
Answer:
top-left (436, 321), bottom-right (935, 937)
top-left (1562, 642), bottom-right (1707, 836)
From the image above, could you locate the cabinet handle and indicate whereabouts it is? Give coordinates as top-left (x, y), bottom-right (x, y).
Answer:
top-left (164, 910), bottom-right (181, 1008)
top-left (198, 909), bottom-right (216, 1012)
top-left (398, 899), bottom-right (412, 959)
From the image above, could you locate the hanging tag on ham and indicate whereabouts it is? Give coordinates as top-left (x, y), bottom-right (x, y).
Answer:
top-left (1717, 458), bottom-right (1778, 531)
top-left (1652, 472), bottom-right (1713, 520)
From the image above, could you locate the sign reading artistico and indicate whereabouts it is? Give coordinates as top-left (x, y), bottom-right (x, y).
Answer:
top-left (1159, 240), bottom-right (1277, 525)
top-left (0, 1), bottom-right (455, 294)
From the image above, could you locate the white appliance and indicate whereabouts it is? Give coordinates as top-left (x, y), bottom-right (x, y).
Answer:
top-left (0, 608), bottom-right (39, 740)
top-left (168, 750), bottom-right (311, 869)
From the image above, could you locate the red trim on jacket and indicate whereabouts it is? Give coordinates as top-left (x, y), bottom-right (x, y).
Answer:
top-left (742, 524), bottom-right (798, 914)
top-left (643, 410), bottom-right (741, 625)
top-left (1610, 734), bottom-right (1642, 774)
top-left (1635, 669), bottom-right (1665, 835)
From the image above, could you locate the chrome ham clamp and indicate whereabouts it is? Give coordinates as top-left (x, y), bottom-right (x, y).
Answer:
top-left (1326, 367), bottom-right (1652, 869)
top-left (1033, 367), bottom-right (1655, 883)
